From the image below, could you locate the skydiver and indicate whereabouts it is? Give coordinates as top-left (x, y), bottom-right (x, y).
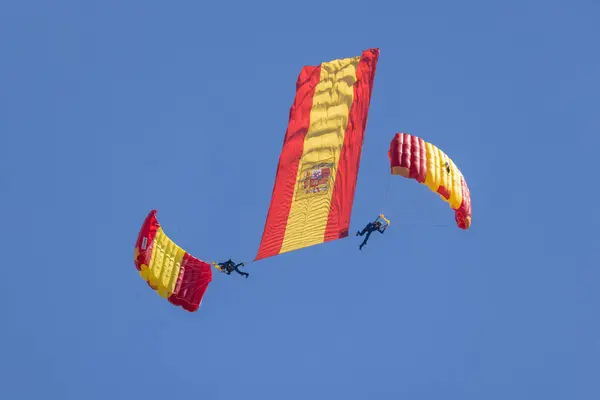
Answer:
top-left (356, 219), bottom-right (387, 250)
top-left (218, 259), bottom-right (249, 278)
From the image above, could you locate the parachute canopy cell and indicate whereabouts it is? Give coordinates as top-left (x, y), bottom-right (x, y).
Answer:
top-left (133, 210), bottom-right (213, 312)
top-left (255, 48), bottom-right (380, 260)
top-left (388, 133), bottom-right (472, 229)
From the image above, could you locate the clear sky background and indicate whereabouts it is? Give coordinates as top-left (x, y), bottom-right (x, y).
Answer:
top-left (1, 1), bottom-right (599, 399)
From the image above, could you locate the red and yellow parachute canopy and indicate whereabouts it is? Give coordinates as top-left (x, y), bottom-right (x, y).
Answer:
top-left (388, 133), bottom-right (472, 229)
top-left (133, 210), bottom-right (213, 312)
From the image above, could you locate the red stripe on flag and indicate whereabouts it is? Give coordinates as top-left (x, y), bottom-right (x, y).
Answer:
top-left (324, 49), bottom-right (379, 241)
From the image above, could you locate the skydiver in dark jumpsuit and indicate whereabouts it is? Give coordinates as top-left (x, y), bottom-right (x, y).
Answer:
top-left (356, 220), bottom-right (386, 250)
top-left (219, 259), bottom-right (249, 278)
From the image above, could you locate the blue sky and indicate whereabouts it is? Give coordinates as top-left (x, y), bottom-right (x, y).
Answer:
top-left (1, 1), bottom-right (599, 399)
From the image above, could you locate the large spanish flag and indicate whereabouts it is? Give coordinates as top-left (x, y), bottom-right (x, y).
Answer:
top-left (255, 48), bottom-right (379, 260)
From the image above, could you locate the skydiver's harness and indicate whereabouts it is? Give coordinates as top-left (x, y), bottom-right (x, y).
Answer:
top-left (375, 214), bottom-right (390, 232)
top-left (212, 261), bottom-right (233, 273)
top-left (359, 214), bottom-right (390, 237)
top-left (212, 261), bottom-right (245, 274)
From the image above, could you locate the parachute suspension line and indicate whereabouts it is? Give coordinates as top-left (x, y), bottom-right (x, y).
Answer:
top-left (376, 176), bottom-right (394, 234)
top-left (399, 223), bottom-right (453, 229)
top-left (377, 173), bottom-right (393, 221)
top-left (377, 175), bottom-right (453, 230)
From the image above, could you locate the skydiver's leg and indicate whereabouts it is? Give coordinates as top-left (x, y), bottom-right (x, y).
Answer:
top-left (233, 266), bottom-right (249, 278)
top-left (359, 231), bottom-right (373, 249)
top-left (357, 226), bottom-right (369, 236)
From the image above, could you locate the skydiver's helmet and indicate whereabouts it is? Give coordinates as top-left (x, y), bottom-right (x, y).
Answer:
top-left (444, 161), bottom-right (451, 174)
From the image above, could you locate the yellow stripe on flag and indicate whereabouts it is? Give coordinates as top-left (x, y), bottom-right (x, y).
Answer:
top-left (279, 55), bottom-right (361, 254)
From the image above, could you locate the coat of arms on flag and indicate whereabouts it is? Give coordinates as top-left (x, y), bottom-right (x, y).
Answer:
top-left (297, 161), bottom-right (334, 199)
